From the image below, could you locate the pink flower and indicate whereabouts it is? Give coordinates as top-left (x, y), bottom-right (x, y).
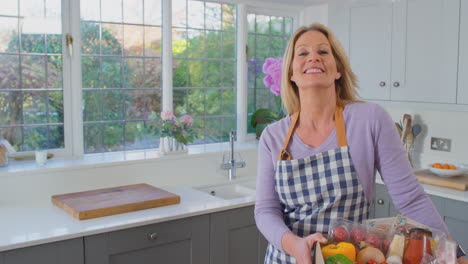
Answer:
top-left (160, 111), bottom-right (176, 121)
top-left (262, 57), bottom-right (283, 96)
top-left (180, 114), bottom-right (193, 126)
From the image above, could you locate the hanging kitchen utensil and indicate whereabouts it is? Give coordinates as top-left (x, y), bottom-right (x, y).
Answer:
top-left (401, 114), bottom-right (412, 144)
top-left (395, 122), bottom-right (402, 138)
top-left (412, 124), bottom-right (422, 138)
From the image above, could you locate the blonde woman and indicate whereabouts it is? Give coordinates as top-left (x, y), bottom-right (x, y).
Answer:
top-left (254, 23), bottom-right (464, 264)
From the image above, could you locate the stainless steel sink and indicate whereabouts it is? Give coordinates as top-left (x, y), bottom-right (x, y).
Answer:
top-left (195, 183), bottom-right (255, 200)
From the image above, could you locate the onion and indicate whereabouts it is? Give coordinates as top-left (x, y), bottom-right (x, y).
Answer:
top-left (357, 247), bottom-right (385, 263)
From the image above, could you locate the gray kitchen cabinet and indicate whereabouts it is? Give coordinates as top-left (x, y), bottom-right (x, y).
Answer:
top-left (210, 206), bottom-right (268, 264)
top-left (375, 183), bottom-right (468, 250)
top-left (0, 238), bottom-right (83, 264)
top-left (329, 0), bottom-right (460, 104)
top-left (84, 215), bottom-right (209, 264)
top-left (434, 197), bottom-right (468, 251)
top-left (373, 183), bottom-right (398, 218)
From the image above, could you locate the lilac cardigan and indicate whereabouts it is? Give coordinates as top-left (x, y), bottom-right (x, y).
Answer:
top-left (254, 102), bottom-right (448, 252)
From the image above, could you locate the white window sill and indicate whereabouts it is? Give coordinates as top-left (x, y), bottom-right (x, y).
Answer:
top-left (0, 141), bottom-right (259, 177)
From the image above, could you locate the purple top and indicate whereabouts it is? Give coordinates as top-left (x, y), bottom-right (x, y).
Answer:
top-left (254, 102), bottom-right (448, 252)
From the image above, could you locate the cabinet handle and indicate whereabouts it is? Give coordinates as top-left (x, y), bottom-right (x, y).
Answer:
top-left (393, 82), bottom-right (400, 87)
top-left (379, 81), bottom-right (386, 87)
top-left (377, 199), bottom-right (384, 205)
top-left (148, 232), bottom-right (158, 240)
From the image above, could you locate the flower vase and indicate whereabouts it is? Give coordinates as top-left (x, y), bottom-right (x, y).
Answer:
top-left (159, 137), bottom-right (187, 154)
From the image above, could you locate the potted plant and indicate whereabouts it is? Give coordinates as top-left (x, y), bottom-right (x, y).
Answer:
top-left (155, 111), bottom-right (196, 154)
top-left (250, 57), bottom-right (285, 139)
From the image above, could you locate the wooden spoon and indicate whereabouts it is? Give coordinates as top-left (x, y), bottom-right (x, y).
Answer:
top-left (395, 123), bottom-right (402, 138)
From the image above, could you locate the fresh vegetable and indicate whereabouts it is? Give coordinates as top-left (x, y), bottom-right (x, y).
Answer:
top-left (356, 247), bottom-right (386, 263)
top-left (333, 226), bottom-right (349, 242)
top-left (386, 255), bottom-right (403, 264)
top-left (324, 254), bottom-right (353, 264)
top-left (386, 234), bottom-right (405, 259)
top-left (365, 234), bottom-right (382, 249)
top-left (350, 228), bottom-right (367, 244)
top-left (322, 242), bottom-right (356, 262)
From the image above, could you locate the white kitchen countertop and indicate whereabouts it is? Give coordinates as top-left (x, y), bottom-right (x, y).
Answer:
top-left (0, 183), bottom-right (256, 252)
top-left (1, 171), bottom-right (467, 253)
top-left (376, 177), bottom-right (468, 203)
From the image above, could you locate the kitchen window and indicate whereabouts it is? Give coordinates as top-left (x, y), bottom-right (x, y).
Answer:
top-left (0, 0), bottom-right (296, 157)
top-left (0, 0), bottom-right (64, 152)
top-left (172, 0), bottom-right (237, 144)
top-left (247, 13), bottom-right (292, 133)
top-left (80, 0), bottom-right (162, 153)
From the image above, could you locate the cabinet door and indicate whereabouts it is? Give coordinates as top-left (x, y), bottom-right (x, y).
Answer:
top-left (458, 0), bottom-right (468, 104)
top-left (2, 238), bottom-right (83, 264)
top-left (374, 184), bottom-right (391, 218)
top-left (348, 0), bottom-right (393, 100)
top-left (442, 198), bottom-right (468, 251)
top-left (210, 206), bottom-right (267, 264)
top-left (85, 215), bottom-right (209, 264)
top-left (374, 183), bottom-right (399, 218)
top-left (392, 0), bottom-right (459, 103)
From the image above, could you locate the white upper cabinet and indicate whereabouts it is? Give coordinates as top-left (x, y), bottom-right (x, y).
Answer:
top-left (329, 0), bottom-right (460, 104)
top-left (458, 0), bottom-right (468, 104)
top-left (398, 0), bottom-right (459, 103)
top-left (348, 1), bottom-right (392, 100)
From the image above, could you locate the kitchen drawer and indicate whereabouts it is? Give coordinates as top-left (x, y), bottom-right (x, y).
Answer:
top-left (106, 216), bottom-right (194, 254)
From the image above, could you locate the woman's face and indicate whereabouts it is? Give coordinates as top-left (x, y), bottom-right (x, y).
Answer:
top-left (290, 30), bottom-right (341, 91)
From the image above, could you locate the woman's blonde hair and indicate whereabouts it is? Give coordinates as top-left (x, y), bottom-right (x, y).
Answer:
top-left (281, 23), bottom-right (359, 114)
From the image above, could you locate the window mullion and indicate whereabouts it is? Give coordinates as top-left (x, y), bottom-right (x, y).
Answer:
top-left (236, 3), bottom-right (248, 142)
top-left (66, 0), bottom-right (84, 157)
top-left (162, 0), bottom-right (173, 112)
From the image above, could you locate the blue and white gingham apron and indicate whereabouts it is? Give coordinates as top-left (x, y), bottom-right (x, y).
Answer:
top-left (264, 106), bottom-right (369, 264)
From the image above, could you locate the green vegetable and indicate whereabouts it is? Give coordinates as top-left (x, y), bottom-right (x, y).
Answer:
top-left (325, 254), bottom-right (353, 264)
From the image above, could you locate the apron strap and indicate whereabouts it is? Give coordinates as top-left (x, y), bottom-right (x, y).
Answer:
top-left (335, 106), bottom-right (347, 147)
top-left (277, 112), bottom-right (300, 161)
top-left (278, 106), bottom-right (347, 161)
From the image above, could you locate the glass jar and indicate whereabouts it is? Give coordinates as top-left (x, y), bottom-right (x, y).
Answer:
top-left (0, 143), bottom-right (8, 167)
top-left (403, 228), bottom-right (432, 264)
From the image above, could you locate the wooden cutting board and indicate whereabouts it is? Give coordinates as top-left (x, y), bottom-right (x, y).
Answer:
top-left (414, 169), bottom-right (468, 191)
top-left (51, 183), bottom-right (181, 220)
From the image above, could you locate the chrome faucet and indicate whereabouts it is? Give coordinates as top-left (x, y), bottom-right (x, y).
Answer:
top-left (221, 130), bottom-right (246, 180)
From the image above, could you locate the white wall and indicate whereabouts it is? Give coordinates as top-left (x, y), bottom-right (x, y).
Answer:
top-left (382, 105), bottom-right (468, 169)
top-left (300, 3), bottom-right (328, 26)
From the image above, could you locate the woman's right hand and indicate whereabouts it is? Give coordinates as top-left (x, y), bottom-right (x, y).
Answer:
top-left (282, 232), bottom-right (328, 264)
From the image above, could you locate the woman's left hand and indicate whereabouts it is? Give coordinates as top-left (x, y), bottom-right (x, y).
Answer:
top-left (458, 256), bottom-right (467, 264)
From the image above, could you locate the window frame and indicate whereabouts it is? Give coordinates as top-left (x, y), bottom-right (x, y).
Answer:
top-left (8, 0), bottom-right (299, 158)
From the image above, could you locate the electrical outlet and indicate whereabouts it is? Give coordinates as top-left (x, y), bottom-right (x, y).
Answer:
top-left (430, 137), bottom-right (452, 152)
